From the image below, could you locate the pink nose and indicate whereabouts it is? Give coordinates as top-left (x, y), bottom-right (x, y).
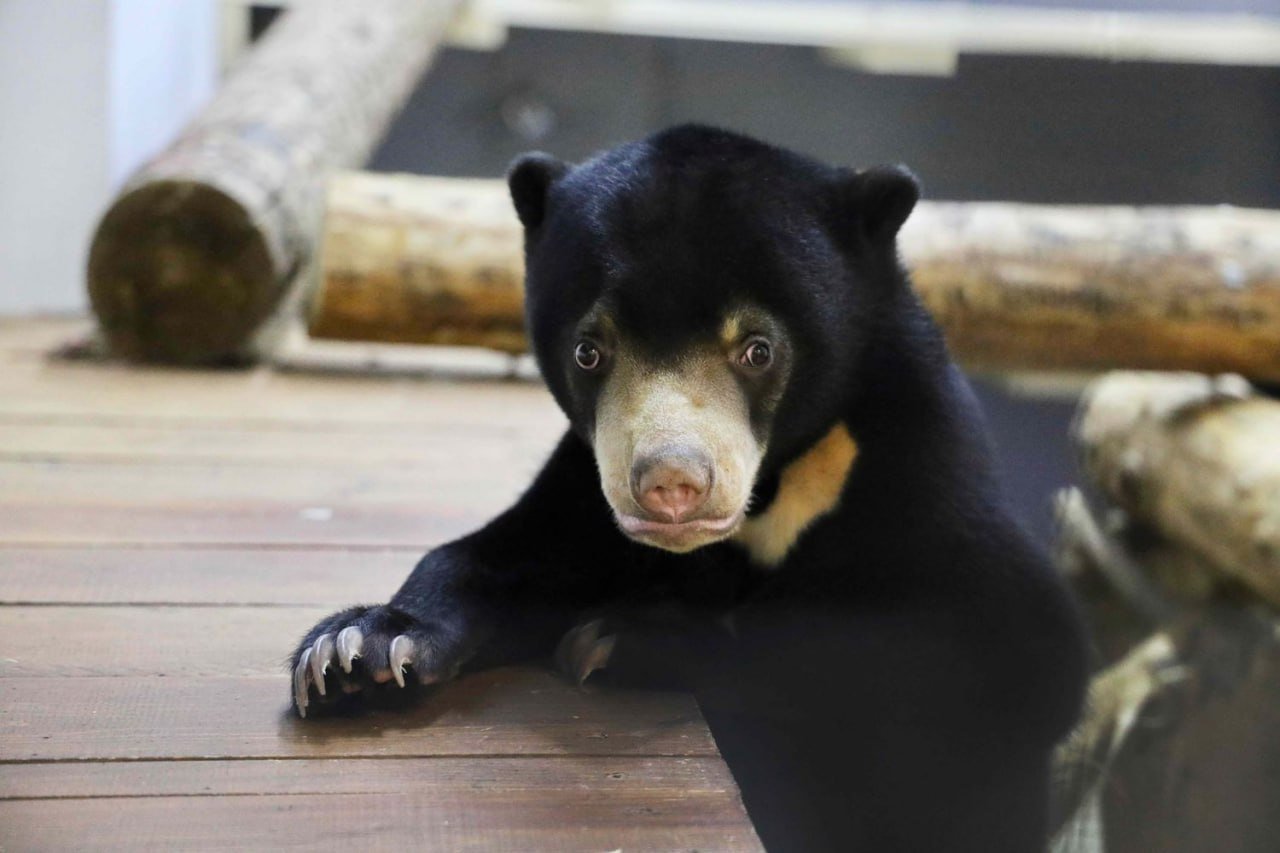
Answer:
top-left (631, 449), bottom-right (713, 523)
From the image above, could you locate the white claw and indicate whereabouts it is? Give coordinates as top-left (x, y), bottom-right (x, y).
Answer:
top-left (294, 647), bottom-right (313, 718)
top-left (336, 626), bottom-right (363, 674)
top-left (389, 635), bottom-right (415, 688)
top-left (310, 634), bottom-right (334, 696)
top-left (556, 618), bottom-right (615, 685)
top-left (580, 634), bottom-right (617, 684)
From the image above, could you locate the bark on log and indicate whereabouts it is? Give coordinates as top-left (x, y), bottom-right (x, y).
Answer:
top-left (88, 0), bottom-right (461, 364)
top-left (1075, 371), bottom-right (1280, 608)
top-left (309, 172), bottom-right (1280, 380)
top-left (907, 205), bottom-right (1280, 379)
top-left (310, 173), bottom-right (528, 353)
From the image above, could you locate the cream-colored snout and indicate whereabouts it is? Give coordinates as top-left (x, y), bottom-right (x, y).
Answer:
top-left (593, 356), bottom-right (762, 553)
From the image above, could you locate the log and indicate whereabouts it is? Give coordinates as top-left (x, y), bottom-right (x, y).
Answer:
top-left (309, 172), bottom-right (1280, 380)
top-left (1061, 372), bottom-right (1280, 849)
top-left (1074, 371), bottom-right (1280, 608)
top-left (310, 173), bottom-right (528, 353)
top-left (87, 0), bottom-right (462, 364)
top-left (907, 205), bottom-right (1280, 379)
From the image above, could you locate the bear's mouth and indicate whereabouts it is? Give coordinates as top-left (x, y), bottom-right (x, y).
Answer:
top-left (615, 510), bottom-right (745, 553)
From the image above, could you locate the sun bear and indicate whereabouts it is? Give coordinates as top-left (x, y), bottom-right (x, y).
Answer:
top-left (290, 124), bottom-right (1087, 851)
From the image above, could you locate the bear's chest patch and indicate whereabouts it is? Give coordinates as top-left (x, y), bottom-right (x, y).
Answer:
top-left (732, 422), bottom-right (858, 568)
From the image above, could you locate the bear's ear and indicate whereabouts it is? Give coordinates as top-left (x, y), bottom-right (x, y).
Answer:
top-left (507, 153), bottom-right (570, 229)
top-left (835, 164), bottom-right (921, 245)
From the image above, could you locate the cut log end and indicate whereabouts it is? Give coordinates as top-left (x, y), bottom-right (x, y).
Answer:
top-left (88, 181), bottom-right (278, 364)
top-left (85, 1), bottom-right (463, 363)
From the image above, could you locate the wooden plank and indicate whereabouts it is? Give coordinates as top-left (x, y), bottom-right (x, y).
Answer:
top-left (0, 605), bottom-right (346, 677)
top-left (0, 755), bottom-right (736, 799)
top-left (0, 420), bottom-right (559, 466)
top-left (0, 787), bottom-right (761, 852)
top-left (0, 506), bottom-right (467, 548)
top-left (0, 457), bottom-right (534, 545)
top-left (0, 459), bottom-right (535, 504)
top-left (0, 547), bottom-right (410, 605)
top-left (0, 360), bottom-right (562, 427)
top-left (0, 671), bottom-right (716, 761)
top-left (0, 503), bottom-right (470, 547)
top-left (0, 321), bottom-right (756, 851)
top-left (0, 759), bottom-right (760, 850)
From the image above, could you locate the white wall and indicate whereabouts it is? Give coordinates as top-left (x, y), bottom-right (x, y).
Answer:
top-left (0, 0), bottom-right (218, 315)
top-left (108, 0), bottom-right (219, 189)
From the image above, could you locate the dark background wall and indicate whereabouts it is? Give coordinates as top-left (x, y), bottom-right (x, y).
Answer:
top-left (371, 31), bottom-right (1280, 209)
top-left (254, 8), bottom-right (1280, 542)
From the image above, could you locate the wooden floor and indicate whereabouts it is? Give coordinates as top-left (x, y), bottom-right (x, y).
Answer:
top-left (0, 318), bottom-right (761, 852)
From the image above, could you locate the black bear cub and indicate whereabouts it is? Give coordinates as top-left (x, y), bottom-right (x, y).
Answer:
top-left (291, 125), bottom-right (1087, 851)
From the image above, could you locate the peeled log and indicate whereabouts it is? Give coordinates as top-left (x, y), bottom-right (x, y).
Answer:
top-left (906, 204), bottom-right (1280, 378)
top-left (1075, 372), bottom-right (1280, 608)
top-left (309, 172), bottom-right (1280, 381)
top-left (310, 173), bottom-right (528, 353)
top-left (88, 0), bottom-right (461, 364)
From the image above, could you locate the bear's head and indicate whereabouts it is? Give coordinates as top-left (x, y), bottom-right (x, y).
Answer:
top-left (508, 125), bottom-right (919, 554)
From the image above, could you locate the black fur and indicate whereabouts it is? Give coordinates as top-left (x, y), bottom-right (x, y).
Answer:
top-left (292, 125), bottom-right (1087, 851)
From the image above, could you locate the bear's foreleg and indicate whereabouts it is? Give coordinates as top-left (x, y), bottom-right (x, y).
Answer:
top-left (290, 431), bottom-right (636, 717)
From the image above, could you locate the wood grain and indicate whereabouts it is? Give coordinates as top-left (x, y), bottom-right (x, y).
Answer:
top-left (0, 459), bottom-right (541, 506)
top-left (0, 755), bottom-right (736, 799)
top-left (0, 457), bottom-right (537, 546)
top-left (0, 788), bottom-right (762, 852)
top-left (0, 420), bottom-right (558, 466)
top-left (0, 503), bottom-right (476, 548)
top-left (0, 547), bottom-right (409, 605)
top-left (0, 361), bottom-right (562, 428)
top-left (0, 605), bottom-right (329, 677)
top-left (0, 318), bottom-right (757, 846)
top-left (0, 671), bottom-right (716, 761)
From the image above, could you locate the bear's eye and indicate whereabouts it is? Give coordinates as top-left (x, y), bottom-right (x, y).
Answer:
top-left (738, 338), bottom-right (773, 370)
top-left (574, 340), bottom-right (603, 371)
